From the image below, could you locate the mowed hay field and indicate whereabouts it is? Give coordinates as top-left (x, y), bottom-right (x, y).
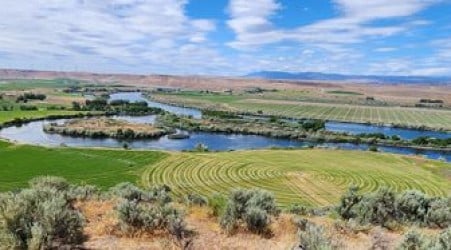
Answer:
top-left (141, 150), bottom-right (451, 207)
top-left (0, 141), bottom-right (167, 191)
top-left (232, 100), bottom-right (451, 129)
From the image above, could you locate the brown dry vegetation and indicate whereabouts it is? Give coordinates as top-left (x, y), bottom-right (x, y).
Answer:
top-left (76, 200), bottom-right (442, 250)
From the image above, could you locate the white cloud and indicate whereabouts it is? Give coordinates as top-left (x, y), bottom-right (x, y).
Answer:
top-left (0, 0), bottom-right (219, 74)
top-left (227, 0), bottom-right (437, 50)
top-left (375, 47), bottom-right (398, 52)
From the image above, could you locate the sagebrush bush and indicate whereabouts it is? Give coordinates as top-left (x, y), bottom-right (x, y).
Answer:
top-left (337, 186), bottom-right (361, 220)
top-left (287, 204), bottom-right (309, 216)
top-left (429, 227), bottom-right (451, 250)
top-left (109, 182), bottom-right (171, 204)
top-left (245, 207), bottom-right (269, 234)
top-left (114, 184), bottom-right (187, 240)
top-left (356, 187), bottom-right (397, 227)
top-left (220, 188), bottom-right (278, 234)
top-left (337, 187), bottom-right (449, 229)
top-left (396, 230), bottom-right (429, 250)
top-left (185, 193), bottom-right (208, 207)
top-left (425, 197), bottom-right (450, 228)
top-left (297, 221), bottom-right (333, 250)
top-left (29, 176), bottom-right (70, 191)
top-left (396, 190), bottom-right (429, 225)
top-left (0, 185), bottom-right (84, 249)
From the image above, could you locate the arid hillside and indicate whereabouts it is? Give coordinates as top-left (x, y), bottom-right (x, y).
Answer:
top-left (1, 69), bottom-right (450, 105)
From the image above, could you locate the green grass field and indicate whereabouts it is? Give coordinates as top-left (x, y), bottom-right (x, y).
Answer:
top-left (141, 150), bottom-right (450, 207)
top-left (0, 140), bottom-right (167, 191)
top-left (0, 110), bottom-right (88, 124)
top-left (152, 93), bottom-right (451, 130)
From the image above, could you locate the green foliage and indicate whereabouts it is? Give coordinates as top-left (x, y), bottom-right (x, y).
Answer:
top-left (0, 178), bottom-right (85, 249)
top-left (429, 227), bottom-right (451, 250)
top-left (109, 182), bottom-right (171, 204)
top-left (355, 187), bottom-right (397, 227)
top-left (336, 186), bottom-right (362, 220)
top-left (208, 193), bottom-right (227, 217)
top-left (338, 187), bottom-right (450, 229)
top-left (288, 204), bottom-right (309, 216)
top-left (114, 183), bottom-right (187, 240)
top-left (220, 188), bottom-right (278, 234)
top-left (29, 176), bottom-right (70, 191)
top-left (425, 198), bottom-right (450, 228)
top-left (396, 230), bottom-right (429, 250)
top-left (396, 190), bottom-right (429, 225)
top-left (244, 207), bottom-right (269, 234)
top-left (185, 193), bottom-right (208, 207)
top-left (296, 221), bottom-right (333, 250)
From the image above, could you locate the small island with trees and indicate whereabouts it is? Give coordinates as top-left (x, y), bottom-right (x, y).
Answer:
top-left (43, 118), bottom-right (173, 140)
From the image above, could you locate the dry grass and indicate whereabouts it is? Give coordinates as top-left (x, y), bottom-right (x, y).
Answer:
top-left (75, 200), bottom-right (443, 250)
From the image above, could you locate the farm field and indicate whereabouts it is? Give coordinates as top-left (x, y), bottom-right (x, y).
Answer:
top-left (141, 149), bottom-right (451, 207)
top-left (0, 110), bottom-right (88, 124)
top-left (0, 140), bottom-right (167, 191)
top-left (151, 93), bottom-right (451, 130)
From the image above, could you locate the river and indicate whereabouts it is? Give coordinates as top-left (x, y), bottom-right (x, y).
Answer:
top-left (0, 92), bottom-right (448, 162)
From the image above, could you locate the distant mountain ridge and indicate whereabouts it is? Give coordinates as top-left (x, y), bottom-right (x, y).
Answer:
top-left (246, 71), bottom-right (451, 84)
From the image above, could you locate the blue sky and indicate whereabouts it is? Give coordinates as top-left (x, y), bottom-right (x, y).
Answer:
top-left (0, 0), bottom-right (450, 76)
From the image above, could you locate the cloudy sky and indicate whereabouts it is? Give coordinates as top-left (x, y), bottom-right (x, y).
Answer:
top-left (0, 0), bottom-right (450, 76)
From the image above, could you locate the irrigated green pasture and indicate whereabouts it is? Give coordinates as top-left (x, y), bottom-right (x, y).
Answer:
top-left (0, 110), bottom-right (86, 124)
top-left (151, 93), bottom-right (451, 130)
top-left (0, 141), bottom-right (167, 191)
top-left (141, 150), bottom-right (450, 207)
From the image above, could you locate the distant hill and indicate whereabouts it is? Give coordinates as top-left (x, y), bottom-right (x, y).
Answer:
top-left (246, 71), bottom-right (451, 85)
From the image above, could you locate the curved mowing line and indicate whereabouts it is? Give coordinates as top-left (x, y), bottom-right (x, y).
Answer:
top-left (140, 152), bottom-right (450, 207)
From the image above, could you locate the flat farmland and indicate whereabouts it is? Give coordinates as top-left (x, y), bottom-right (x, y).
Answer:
top-left (232, 99), bottom-right (451, 129)
top-left (151, 94), bottom-right (451, 130)
top-left (141, 150), bottom-right (451, 207)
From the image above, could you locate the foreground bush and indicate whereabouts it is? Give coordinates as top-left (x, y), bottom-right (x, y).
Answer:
top-left (337, 186), bottom-right (450, 229)
top-left (0, 177), bottom-right (84, 249)
top-left (113, 183), bottom-right (188, 242)
top-left (220, 188), bottom-right (279, 234)
top-left (295, 218), bottom-right (333, 250)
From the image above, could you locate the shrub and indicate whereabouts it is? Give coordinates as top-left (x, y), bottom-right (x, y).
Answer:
top-left (29, 176), bottom-right (70, 191)
top-left (288, 204), bottom-right (309, 216)
top-left (0, 187), bottom-right (84, 249)
top-left (68, 184), bottom-right (101, 201)
top-left (337, 186), bottom-right (361, 220)
top-left (208, 193), bottom-right (227, 217)
top-left (425, 197), bottom-right (450, 228)
top-left (115, 192), bottom-right (187, 240)
top-left (338, 187), bottom-right (450, 229)
top-left (109, 182), bottom-right (144, 201)
top-left (354, 187), bottom-right (397, 227)
top-left (245, 207), bottom-right (269, 234)
top-left (429, 227), bottom-right (451, 250)
top-left (185, 193), bottom-right (208, 207)
top-left (396, 230), bottom-right (429, 250)
top-left (220, 189), bottom-right (278, 234)
top-left (396, 190), bottom-right (429, 225)
top-left (370, 227), bottom-right (391, 250)
top-left (297, 221), bottom-right (333, 250)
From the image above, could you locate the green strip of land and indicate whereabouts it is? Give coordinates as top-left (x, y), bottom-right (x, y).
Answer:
top-left (0, 140), bottom-right (167, 191)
